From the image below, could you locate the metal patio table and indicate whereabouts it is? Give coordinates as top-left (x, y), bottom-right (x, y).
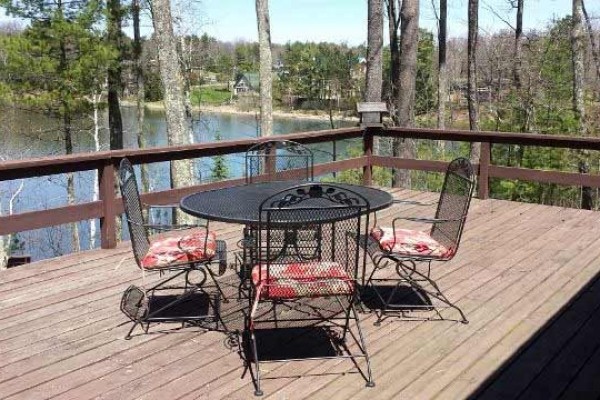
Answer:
top-left (179, 181), bottom-right (393, 225)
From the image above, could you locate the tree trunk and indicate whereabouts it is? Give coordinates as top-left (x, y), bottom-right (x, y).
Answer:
top-left (467, 0), bottom-right (481, 164)
top-left (0, 234), bottom-right (8, 270)
top-left (366, 0), bottom-right (384, 104)
top-left (387, 0), bottom-right (400, 124)
top-left (90, 91), bottom-right (101, 249)
top-left (59, 33), bottom-right (80, 252)
top-left (132, 0), bottom-right (150, 193)
top-left (572, 0), bottom-right (586, 134)
top-left (151, 0), bottom-right (196, 222)
top-left (573, 0), bottom-right (592, 209)
top-left (512, 0), bottom-right (527, 166)
top-left (256, 0), bottom-right (273, 137)
top-left (0, 180), bottom-right (24, 270)
top-left (513, 0), bottom-right (524, 92)
top-left (437, 0), bottom-right (448, 131)
top-left (367, 0), bottom-right (384, 156)
top-left (107, 0), bottom-right (123, 151)
top-left (64, 116), bottom-right (80, 252)
top-left (582, 0), bottom-right (600, 92)
top-left (392, 0), bottom-right (419, 188)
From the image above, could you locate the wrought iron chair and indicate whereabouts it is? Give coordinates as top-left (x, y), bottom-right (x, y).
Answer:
top-left (245, 139), bottom-right (314, 184)
top-left (237, 140), bottom-right (316, 296)
top-left (364, 157), bottom-right (475, 325)
top-left (246, 183), bottom-right (374, 396)
top-left (118, 158), bottom-right (227, 339)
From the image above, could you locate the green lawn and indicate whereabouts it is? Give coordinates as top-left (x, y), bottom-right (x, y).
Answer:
top-left (190, 87), bottom-right (231, 105)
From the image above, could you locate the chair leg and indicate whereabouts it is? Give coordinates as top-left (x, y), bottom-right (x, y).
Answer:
top-left (206, 265), bottom-right (229, 303)
top-left (124, 321), bottom-right (139, 340)
top-left (365, 254), bottom-right (468, 324)
top-left (397, 261), bottom-right (469, 324)
top-left (249, 328), bottom-right (263, 396)
top-left (351, 303), bottom-right (375, 387)
top-left (373, 281), bottom-right (405, 326)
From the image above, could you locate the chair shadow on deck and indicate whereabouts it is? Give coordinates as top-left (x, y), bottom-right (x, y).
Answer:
top-left (237, 326), bottom-right (369, 384)
top-left (468, 271), bottom-right (600, 400)
top-left (360, 284), bottom-right (454, 324)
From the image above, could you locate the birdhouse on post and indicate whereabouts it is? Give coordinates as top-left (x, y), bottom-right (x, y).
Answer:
top-left (357, 102), bottom-right (388, 128)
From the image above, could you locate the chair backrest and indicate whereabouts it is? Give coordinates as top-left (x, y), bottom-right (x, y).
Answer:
top-left (245, 140), bottom-right (314, 184)
top-left (118, 158), bottom-right (150, 268)
top-left (256, 183), bottom-right (369, 296)
top-left (430, 157), bottom-right (475, 257)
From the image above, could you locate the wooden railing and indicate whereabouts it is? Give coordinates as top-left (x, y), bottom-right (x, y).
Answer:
top-left (2, 125), bottom-right (600, 250)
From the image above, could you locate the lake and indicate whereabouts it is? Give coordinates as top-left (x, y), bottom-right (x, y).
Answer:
top-left (1, 106), bottom-right (357, 261)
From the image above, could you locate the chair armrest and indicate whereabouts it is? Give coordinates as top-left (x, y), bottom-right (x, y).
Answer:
top-left (143, 223), bottom-right (208, 232)
top-left (369, 199), bottom-right (436, 228)
top-left (391, 215), bottom-right (465, 227)
top-left (143, 203), bottom-right (180, 210)
top-left (392, 199), bottom-right (436, 207)
top-left (142, 203), bottom-right (209, 231)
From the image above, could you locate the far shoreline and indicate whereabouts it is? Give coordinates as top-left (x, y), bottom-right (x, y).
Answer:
top-left (121, 100), bottom-right (358, 123)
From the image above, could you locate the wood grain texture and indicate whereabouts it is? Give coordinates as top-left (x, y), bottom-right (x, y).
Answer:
top-left (1, 189), bottom-right (600, 400)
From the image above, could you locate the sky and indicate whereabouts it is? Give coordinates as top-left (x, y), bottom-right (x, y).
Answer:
top-left (197, 0), bottom-right (600, 45)
top-left (1, 0), bottom-right (600, 45)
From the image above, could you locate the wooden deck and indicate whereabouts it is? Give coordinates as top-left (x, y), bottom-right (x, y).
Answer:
top-left (2, 188), bottom-right (600, 400)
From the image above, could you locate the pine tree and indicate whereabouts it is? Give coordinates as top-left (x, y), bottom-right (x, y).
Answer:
top-left (0, 0), bottom-right (117, 252)
top-left (210, 133), bottom-right (229, 181)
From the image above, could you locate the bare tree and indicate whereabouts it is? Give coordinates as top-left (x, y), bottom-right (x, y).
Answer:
top-left (468, 0), bottom-right (481, 163)
top-left (582, 0), bottom-right (600, 92)
top-left (392, 0), bottom-right (419, 188)
top-left (386, 0), bottom-right (400, 121)
top-left (367, 0), bottom-right (384, 104)
top-left (256, 0), bottom-right (273, 137)
top-left (436, 0), bottom-right (448, 131)
top-left (89, 87), bottom-right (103, 249)
top-left (0, 178), bottom-right (24, 270)
top-left (573, 0), bottom-right (593, 209)
top-left (132, 0), bottom-right (150, 192)
top-left (513, 0), bottom-right (524, 91)
top-left (151, 0), bottom-right (196, 221)
top-left (107, 0), bottom-right (124, 151)
top-left (572, 0), bottom-right (586, 133)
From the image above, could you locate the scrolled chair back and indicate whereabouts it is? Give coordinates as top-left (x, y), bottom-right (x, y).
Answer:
top-left (430, 157), bottom-right (475, 258)
top-left (245, 140), bottom-right (314, 184)
top-left (118, 158), bottom-right (150, 268)
top-left (255, 183), bottom-right (370, 299)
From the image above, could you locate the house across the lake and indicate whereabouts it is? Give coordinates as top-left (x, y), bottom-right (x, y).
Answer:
top-left (233, 72), bottom-right (259, 95)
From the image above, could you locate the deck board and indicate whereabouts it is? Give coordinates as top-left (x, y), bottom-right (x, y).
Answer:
top-left (2, 189), bottom-right (600, 399)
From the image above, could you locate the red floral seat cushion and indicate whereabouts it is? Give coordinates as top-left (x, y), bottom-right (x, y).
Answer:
top-left (370, 227), bottom-right (454, 259)
top-left (141, 231), bottom-right (217, 269)
top-left (251, 261), bottom-right (354, 299)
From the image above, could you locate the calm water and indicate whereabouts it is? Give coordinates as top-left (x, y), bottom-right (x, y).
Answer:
top-left (1, 106), bottom-right (357, 261)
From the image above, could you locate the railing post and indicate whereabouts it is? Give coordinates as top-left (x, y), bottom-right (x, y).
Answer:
top-left (363, 128), bottom-right (374, 186)
top-left (478, 142), bottom-right (490, 200)
top-left (99, 160), bottom-right (117, 249)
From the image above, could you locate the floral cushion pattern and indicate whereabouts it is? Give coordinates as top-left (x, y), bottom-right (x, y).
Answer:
top-left (370, 227), bottom-right (454, 259)
top-left (251, 261), bottom-right (354, 299)
top-left (141, 231), bottom-right (217, 269)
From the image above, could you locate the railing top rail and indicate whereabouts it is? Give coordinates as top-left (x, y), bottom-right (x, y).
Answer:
top-left (382, 127), bottom-right (600, 150)
top-left (4, 125), bottom-right (600, 181)
top-left (0, 127), bottom-right (363, 181)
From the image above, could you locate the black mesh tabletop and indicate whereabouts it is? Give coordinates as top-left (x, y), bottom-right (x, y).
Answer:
top-left (180, 181), bottom-right (393, 225)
